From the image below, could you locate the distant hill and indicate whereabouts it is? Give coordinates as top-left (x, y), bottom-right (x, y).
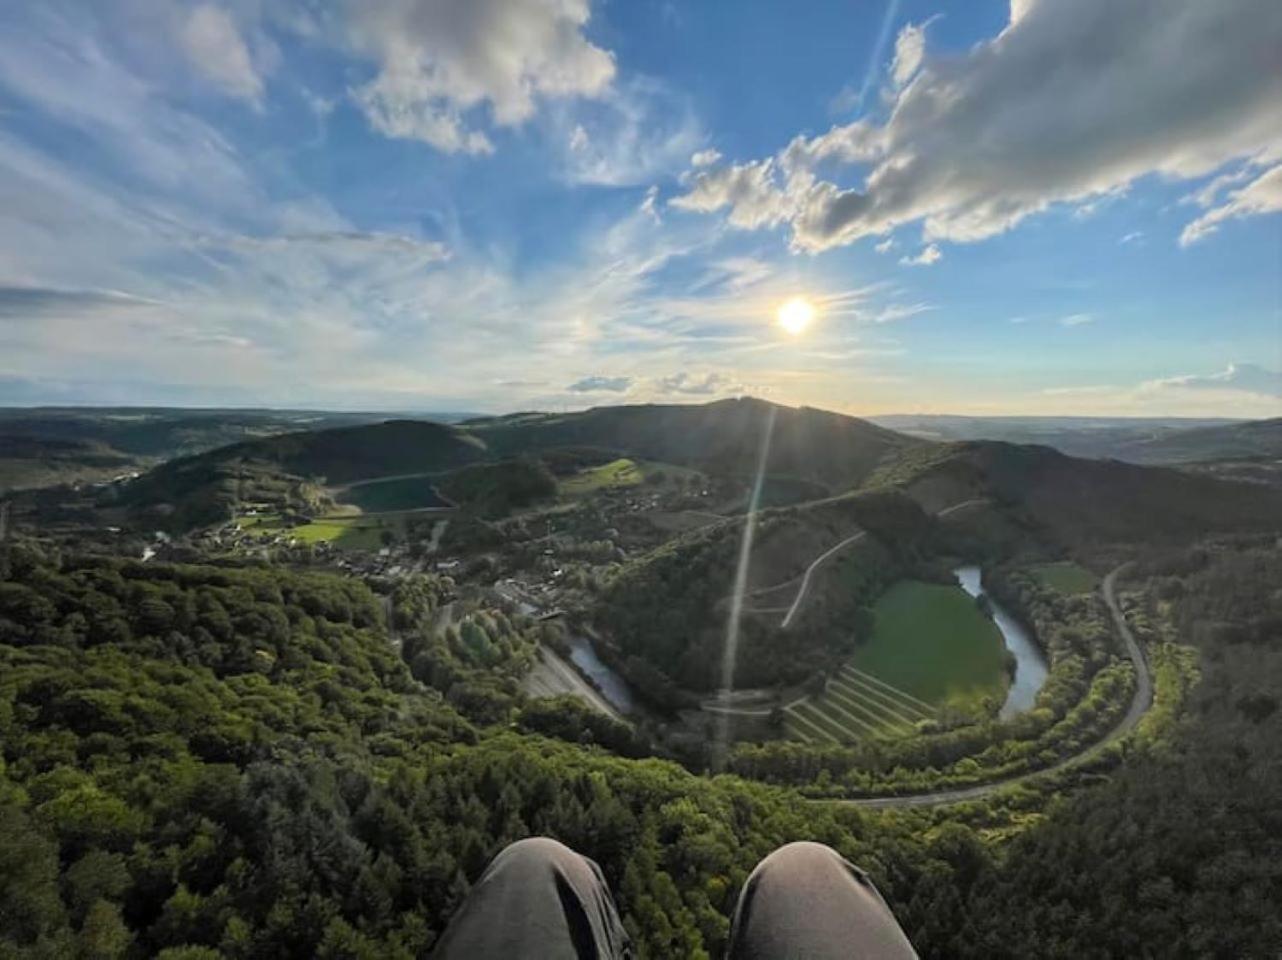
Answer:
top-left (1106, 417), bottom-right (1282, 464)
top-left (105, 399), bottom-right (923, 531)
top-left (208, 419), bottom-right (488, 484)
top-left (0, 407), bottom-right (397, 460)
top-left (899, 440), bottom-right (1282, 545)
top-left (0, 434), bottom-right (135, 493)
top-left (870, 413), bottom-right (1281, 465)
top-left (117, 420), bottom-right (487, 528)
top-left (467, 397), bottom-right (923, 492)
top-left (107, 400), bottom-right (1282, 541)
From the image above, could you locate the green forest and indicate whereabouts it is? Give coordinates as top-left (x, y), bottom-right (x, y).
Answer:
top-left (1, 536), bottom-right (1279, 957)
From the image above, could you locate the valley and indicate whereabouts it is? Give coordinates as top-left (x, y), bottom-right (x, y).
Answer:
top-left (1, 398), bottom-right (1279, 956)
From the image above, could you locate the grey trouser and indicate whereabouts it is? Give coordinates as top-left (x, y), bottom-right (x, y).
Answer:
top-left (434, 837), bottom-right (917, 959)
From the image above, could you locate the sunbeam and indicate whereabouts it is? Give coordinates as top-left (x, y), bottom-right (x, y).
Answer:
top-left (713, 404), bottom-right (778, 769)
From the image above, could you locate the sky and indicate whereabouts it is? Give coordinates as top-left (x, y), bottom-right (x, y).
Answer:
top-left (0, 0), bottom-right (1279, 417)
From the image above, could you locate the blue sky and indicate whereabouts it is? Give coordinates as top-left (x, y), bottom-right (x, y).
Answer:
top-left (0, 0), bottom-right (1278, 416)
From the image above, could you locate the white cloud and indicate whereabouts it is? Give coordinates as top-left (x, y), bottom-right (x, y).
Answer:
top-left (898, 244), bottom-right (940, 266)
top-left (1180, 168), bottom-right (1253, 209)
top-left (1118, 231), bottom-right (1144, 245)
top-left (691, 148), bottom-right (722, 168)
top-left (1058, 313), bottom-right (1094, 327)
top-left (670, 159), bottom-right (790, 229)
top-left (551, 77), bottom-right (702, 186)
top-left (639, 185), bottom-right (661, 222)
top-left (870, 302), bottom-right (931, 324)
top-left (873, 237), bottom-right (896, 254)
top-left (568, 375), bottom-right (633, 393)
top-left (674, 0), bottom-right (1282, 253)
top-left (1147, 362), bottom-right (1282, 398)
top-left (656, 371), bottom-right (739, 396)
top-left (890, 21), bottom-right (926, 88)
top-left (0, 285), bottom-right (165, 319)
top-left (344, 0), bottom-right (616, 154)
top-left (179, 4), bottom-right (265, 106)
top-left (1180, 164), bottom-right (1282, 245)
top-left (1036, 364), bottom-right (1282, 416)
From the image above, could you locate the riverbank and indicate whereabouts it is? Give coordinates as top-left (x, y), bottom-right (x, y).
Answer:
top-left (954, 565), bottom-right (1049, 718)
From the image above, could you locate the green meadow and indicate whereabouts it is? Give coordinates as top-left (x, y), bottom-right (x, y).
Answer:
top-left (850, 580), bottom-right (1008, 707)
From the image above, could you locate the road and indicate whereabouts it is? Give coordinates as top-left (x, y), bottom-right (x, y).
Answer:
top-left (779, 497), bottom-right (989, 629)
top-left (829, 562), bottom-right (1151, 809)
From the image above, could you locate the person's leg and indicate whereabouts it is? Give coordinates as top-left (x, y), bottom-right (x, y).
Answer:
top-left (727, 841), bottom-right (917, 960)
top-left (433, 837), bottom-right (632, 959)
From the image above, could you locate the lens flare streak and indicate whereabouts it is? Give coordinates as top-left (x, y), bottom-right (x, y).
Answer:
top-left (714, 405), bottom-right (778, 767)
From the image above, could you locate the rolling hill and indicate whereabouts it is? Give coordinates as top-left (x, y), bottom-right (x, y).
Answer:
top-left (0, 406), bottom-right (392, 460)
top-left (116, 420), bottom-right (488, 528)
top-left (871, 414), bottom-right (1281, 465)
top-left (1106, 417), bottom-right (1282, 464)
top-left (466, 397), bottom-right (924, 493)
top-left (897, 440), bottom-right (1282, 545)
top-left (105, 400), bottom-right (1282, 544)
top-left (0, 435), bottom-right (135, 492)
top-left (108, 400), bottom-right (928, 530)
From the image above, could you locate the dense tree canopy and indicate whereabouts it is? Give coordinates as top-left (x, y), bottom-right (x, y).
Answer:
top-left (1, 537), bottom-right (1279, 958)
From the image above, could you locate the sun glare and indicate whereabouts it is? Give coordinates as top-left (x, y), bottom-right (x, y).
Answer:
top-left (777, 296), bottom-right (816, 336)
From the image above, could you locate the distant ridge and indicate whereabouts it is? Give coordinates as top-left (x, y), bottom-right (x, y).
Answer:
top-left (466, 397), bottom-right (924, 492)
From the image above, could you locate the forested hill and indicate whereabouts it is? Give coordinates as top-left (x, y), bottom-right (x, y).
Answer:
top-left (893, 440), bottom-right (1282, 545)
top-left (105, 399), bottom-right (929, 532)
top-left (1107, 415), bottom-right (1282, 464)
top-left (115, 420), bottom-right (489, 528)
top-left (464, 397), bottom-right (925, 491)
top-left (2, 538), bottom-right (1280, 956)
top-left (151, 419), bottom-right (489, 486)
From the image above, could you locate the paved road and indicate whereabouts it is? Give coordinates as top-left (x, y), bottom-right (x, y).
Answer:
top-left (828, 562), bottom-right (1151, 809)
top-left (778, 498), bottom-right (989, 629)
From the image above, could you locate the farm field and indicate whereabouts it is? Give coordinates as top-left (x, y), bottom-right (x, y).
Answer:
top-left (1029, 560), bottom-right (1097, 594)
top-left (785, 665), bottom-right (938, 744)
top-left (852, 580), bottom-right (1009, 705)
top-left (559, 457), bottom-right (645, 495)
top-left (237, 512), bottom-right (398, 550)
top-left (784, 579), bottom-right (1007, 744)
top-left (335, 474), bottom-right (451, 512)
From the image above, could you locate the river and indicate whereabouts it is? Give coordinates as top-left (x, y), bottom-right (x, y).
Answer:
top-left (566, 635), bottom-right (636, 714)
top-left (954, 565), bottom-right (1049, 718)
top-left (550, 567), bottom-right (1045, 721)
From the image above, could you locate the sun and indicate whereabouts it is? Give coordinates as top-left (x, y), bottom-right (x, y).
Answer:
top-left (776, 296), bottom-right (816, 336)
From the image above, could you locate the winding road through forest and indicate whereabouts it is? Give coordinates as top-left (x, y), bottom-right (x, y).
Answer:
top-left (836, 562), bottom-right (1152, 808)
top-left (779, 497), bottom-right (989, 628)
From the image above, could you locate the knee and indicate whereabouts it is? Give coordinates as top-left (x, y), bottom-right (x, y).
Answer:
top-left (757, 841), bottom-right (842, 871)
top-left (482, 837), bottom-right (604, 898)
top-left (750, 841), bottom-right (861, 886)
top-left (495, 836), bottom-right (576, 870)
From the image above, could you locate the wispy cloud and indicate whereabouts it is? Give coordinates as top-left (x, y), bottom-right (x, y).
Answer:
top-left (1146, 362), bottom-right (1282, 397)
top-left (0, 285), bottom-right (165, 318)
top-left (1180, 165), bottom-right (1282, 245)
top-left (567, 375), bottom-right (633, 393)
top-left (899, 244), bottom-right (941, 267)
